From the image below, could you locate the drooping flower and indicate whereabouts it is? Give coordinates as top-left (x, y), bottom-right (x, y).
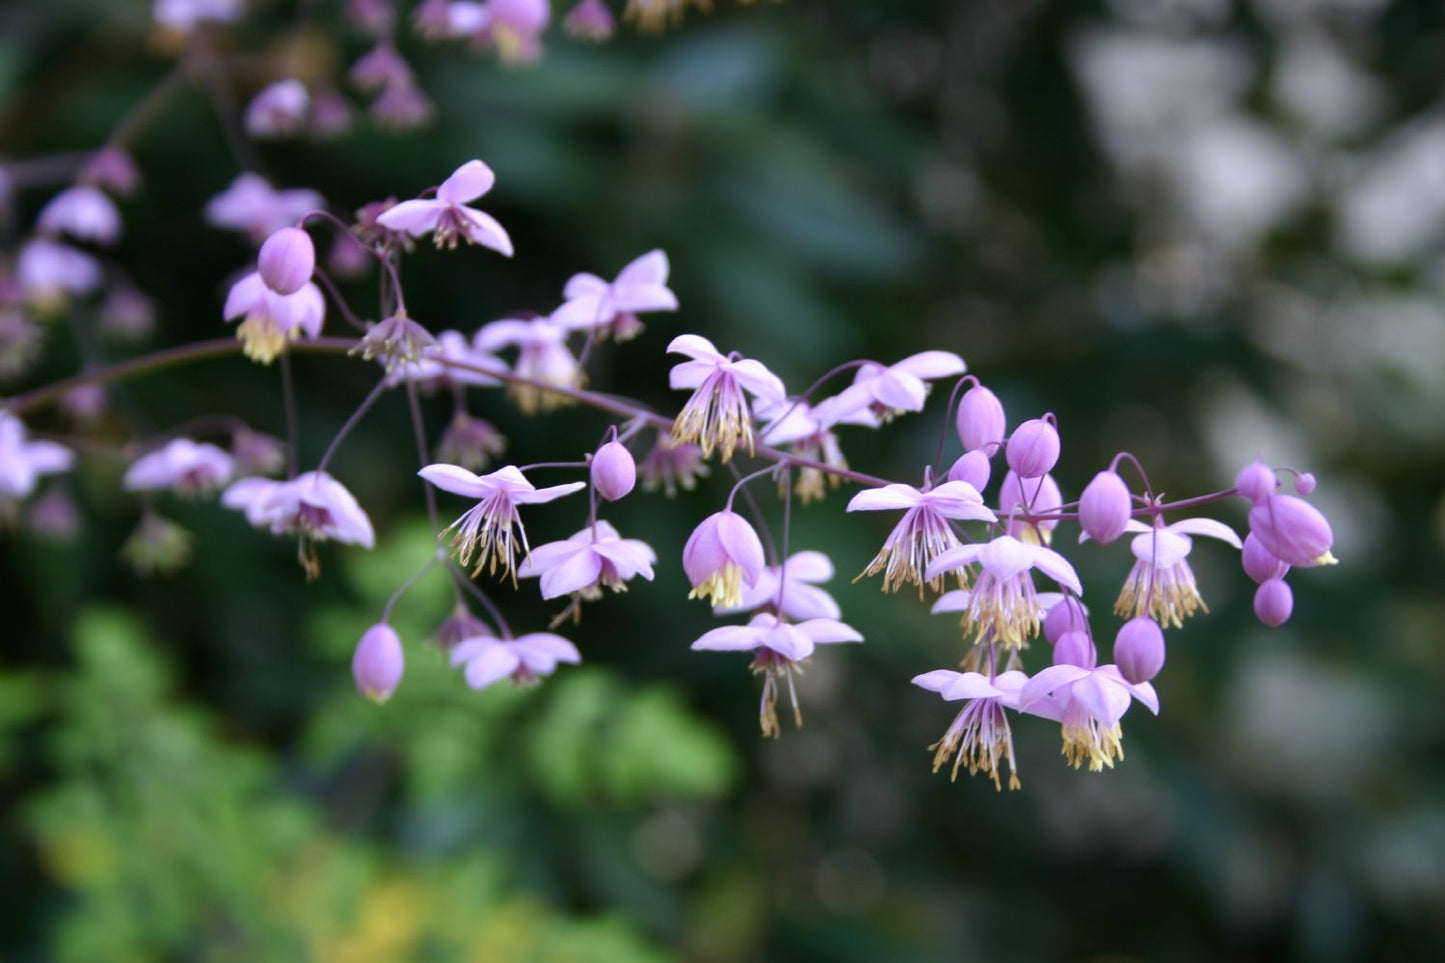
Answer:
top-left (222, 470), bottom-right (375, 577)
top-left (348, 45), bottom-right (414, 93)
top-left (756, 394), bottom-right (875, 503)
top-left (483, 0), bottom-right (551, 64)
top-left (564, 0), bottom-right (616, 39)
top-left (37, 185), bottom-right (122, 246)
top-left (376, 160), bottom-right (513, 254)
top-left (682, 510), bottom-right (766, 608)
top-left (220, 477), bottom-right (285, 528)
top-left (222, 271), bottom-right (326, 363)
top-left (834, 351), bottom-right (967, 421)
top-left (80, 148), bottom-right (141, 196)
top-left (474, 315), bottom-right (579, 412)
top-left (925, 534), bottom-right (1083, 648)
top-left (551, 249), bottom-right (678, 341)
top-left (121, 512), bottom-right (193, 576)
top-left (369, 83), bottom-right (436, 131)
top-left (847, 474), bottom-right (996, 596)
top-left (998, 470), bottom-right (1062, 545)
top-left (714, 549), bottom-right (842, 621)
top-left (244, 80), bottom-right (310, 139)
top-left (352, 623), bottom-right (405, 703)
top-left (388, 329), bottom-right (506, 390)
top-left (436, 412), bottom-right (507, 471)
top-left (1113, 516), bottom-right (1242, 628)
top-left (99, 286), bottom-right (155, 340)
top-left (518, 520), bottom-right (656, 618)
top-left (352, 312), bottom-right (438, 371)
top-left (433, 605), bottom-right (494, 650)
top-left (692, 612), bottom-right (863, 737)
top-left (1020, 663), bottom-right (1159, 772)
top-left (912, 669), bottom-right (1028, 789)
top-left (637, 434), bottom-right (708, 496)
top-left (205, 174), bottom-right (322, 243)
top-left (122, 438), bottom-right (234, 495)
top-left (450, 632), bottom-right (581, 689)
top-left (1247, 494), bottom-right (1337, 568)
top-left (667, 335), bottom-right (787, 462)
top-left (0, 412), bottom-right (74, 504)
top-left (419, 463), bottom-right (585, 582)
top-left (231, 428), bottom-right (287, 477)
top-left (16, 238), bottom-right (101, 310)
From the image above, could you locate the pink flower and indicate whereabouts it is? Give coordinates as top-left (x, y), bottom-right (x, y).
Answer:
top-left (388, 329), bottom-right (506, 389)
top-left (998, 470), bottom-right (1062, 545)
top-left (223, 272), bottom-right (326, 363)
top-left (474, 315), bottom-right (578, 412)
top-left (667, 335), bottom-right (787, 462)
top-left (551, 249), bottom-right (678, 340)
top-left (1248, 494), bottom-right (1336, 568)
top-left (450, 632), bottom-right (581, 689)
top-left (637, 434), bottom-right (709, 496)
top-left (924, 534), bottom-right (1082, 648)
top-left (244, 80), bottom-right (310, 139)
top-left (834, 351), bottom-right (967, 420)
top-left (80, 148), bottom-right (141, 196)
top-left (153, 0), bottom-right (242, 30)
top-left (956, 383), bottom-right (1006, 454)
top-left (847, 475), bottom-right (996, 595)
top-left (692, 612), bottom-right (862, 736)
top-left (485, 0), bottom-right (551, 64)
top-left (518, 520), bottom-right (657, 600)
top-left (376, 160), bottom-right (512, 254)
top-left (370, 84), bottom-right (436, 131)
top-left (348, 45), bottom-right (415, 93)
top-left (756, 395), bottom-right (874, 503)
top-left (37, 186), bottom-right (121, 246)
top-left (1112, 517), bottom-right (1241, 628)
top-left (0, 412), bottom-right (74, 502)
top-left (564, 0), bottom-right (615, 39)
top-left (16, 238), bottom-right (101, 309)
top-left (714, 549), bottom-right (842, 621)
top-left (122, 438), bottom-right (234, 495)
top-left (682, 510), bottom-right (766, 608)
top-left (223, 470), bottom-right (375, 576)
top-left (205, 174), bottom-right (322, 244)
top-left (912, 669), bottom-right (1028, 789)
top-left (257, 227), bottom-right (316, 295)
top-left (1020, 663), bottom-right (1159, 772)
top-left (419, 463), bottom-right (585, 581)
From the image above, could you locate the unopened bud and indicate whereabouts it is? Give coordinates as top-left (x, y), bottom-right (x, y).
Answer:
top-left (1235, 460), bottom-right (1277, 503)
top-left (1295, 472), bottom-right (1317, 495)
top-left (352, 623), bottom-right (405, 702)
top-left (1044, 596), bottom-right (1088, 644)
top-left (258, 227), bottom-right (316, 295)
top-left (955, 384), bottom-right (1006, 454)
top-left (1114, 616), bottom-right (1165, 683)
top-left (1053, 630), bottom-right (1097, 669)
top-left (947, 450), bottom-right (991, 491)
top-left (1005, 418), bottom-right (1059, 479)
top-left (1254, 578), bottom-right (1293, 627)
top-left (1241, 532), bottom-right (1287, 584)
top-left (1079, 469), bottom-right (1132, 544)
top-left (591, 439), bottom-right (636, 502)
top-left (1248, 494), bottom-right (1335, 568)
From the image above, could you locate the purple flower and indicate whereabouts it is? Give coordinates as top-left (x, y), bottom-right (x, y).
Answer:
top-left (376, 160), bottom-right (512, 254)
top-left (353, 313), bottom-right (438, 371)
top-left (912, 669), bottom-right (1028, 789)
top-left (348, 45), bottom-right (415, 93)
top-left (847, 475), bottom-right (996, 595)
top-left (153, 0), bottom-right (242, 31)
top-left (257, 227), bottom-right (316, 295)
top-left (1005, 418), bottom-right (1060, 479)
top-left (714, 549), bottom-right (842, 621)
top-left (1235, 460), bottom-right (1277, 502)
top-left (370, 84), bottom-right (436, 131)
top-left (0, 412), bottom-right (74, 502)
top-left (925, 534), bottom-right (1083, 648)
top-left (1247, 494), bottom-right (1337, 568)
top-left (485, 0), bottom-right (551, 64)
top-left (433, 605), bottom-right (495, 650)
top-left (419, 463), bottom-right (585, 582)
top-left (998, 470), bottom-right (1062, 545)
top-left (947, 450), bottom-right (991, 492)
top-left (450, 632), bottom-right (581, 689)
top-left (637, 434), bottom-right (709, 496)
top-left (99, 286), bottom-right (156, 340)
top-left (222, 471), bottom-right (375, 577)
top-left (590, 439), bottom-right (636, 502)
top-left (668, 334), bottom-right (787, 462)
top-left (205, 174), bottom-right (322, 244)
top-left (223, 272), bottom-right (326, 363)
top-left (956, 383), bottom-right (1006, 454)
top-left (122, 438), bottom-right (234, 495)
top-left (389, 329), bottom-right (506, 390)
top-left (436, 412), bottom-right (508, 471)
top-left (682, 510), bottom-right (766, 608)
top-left (756, 394), bottom-right (874, 503)
top-left (352, 623), bottom-right (405, 703)
top-left (474, 315), bottom-right (578, 413)
top-left (80, 148), bottom-right (141, 196)
top-left (37, 186), bottom-right (121, 246)
top-left (518, 520), bottom-right (657, 601)
top-left (552, 249), bottom-right (678, 341)
top-left (1078, 469), bottom-right (1132, 545)
top-left (564, 0), bottom-right (616, 39)
top-left (244, 80), bottom-right (310, 139)
top-left (1020, 663), bottom-right (1159, 771)
top-left (834, 351), bottom-right (966, 421)
top-left (16, 238), bottom-right (101, 309)
top-left (1113, 516), bottom-right (1241, 627)
top-left (692, 612), bottom-right (862, 737)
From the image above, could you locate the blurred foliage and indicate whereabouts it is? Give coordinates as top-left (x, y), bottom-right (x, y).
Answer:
top-left (2, 1), bottom-right (1445, 961)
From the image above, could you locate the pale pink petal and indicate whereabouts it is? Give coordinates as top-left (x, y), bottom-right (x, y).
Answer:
top-left (783, 550), bottom-right (833, 583)
top-left (795, 618), bottom-right (862, 644)
top-left (1028, 545), bottom-right (1083, 595)
top-left (417, 463), bottom-right (490, 497)
top-left (612, 284), bottom-right (678, 313)
top-left (923, 543), bottom-right (983, 580)
top-left (563, 272), bottom-right (608, 300)
top-left (1071, 672), bottom-right (1133, 727)
top-left (1129, 528), bottom-right (1193, 567)
top-left (459, 208), bottom-right (513, 257)
top-left (780, 583), bottom-right (840, 620)
top-left (1169, 517), bottom-right (1243, 548)
top-left (550, 294), bottom-right (608, 329)
top-left (615, 249), bottom-right (669, 288)
top-left (931, 589), bottom-right (973, 613)
top-left (692, 625), bottom-right (764, 651)
top-left (539, 549), bottom-right (603, 598)
top-left (941, 672), bottom-right (1006, 701)
top-left (473, 318), bottom-right (536, 351)
top-left (463, 645), bottom-right (520, 689)
top-left (513, 481), bottom-right (586, 504)
top-left (977, 535), bottom-right (1036, 581)
top-left (1019, 663), bottom-right (1090, 709)
top-left (728, 359), bottom-right (787, 402)
top-left (912, 669), bottom-right (964, 693)
top-left (846, 484), bottom-right (922, 512)
top-left (513, 633), bottom-right (582, 664)
top-left (894, 351), bottom-right (966, 379)
top-left (666, 334), bottom-right (723, 362)
top-left (669, 359), bottom-right (716, 390)
top-left (437, 159), bottom-right (496, 204)
top-left (762, 624), bottom-right (814, 661)
top-left (376, 198), bottom-right (445, 235)
top-left (518, 539), bottom-right (585, 577)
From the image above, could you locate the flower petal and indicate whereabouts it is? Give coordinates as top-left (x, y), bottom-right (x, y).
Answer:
top-left (666, 334), bottom-right (722, 362)
top-left (463, 644), bottom-right (519, 689)
top-left (376, 198), bottom-right (444, 236)
top-left (691, 625), bottom-right (763, 651)
top-left (1169, 517), bottom-right (1243, 548)
top-left (418, 463), bottom-right (489, 497)
top-left (437, 159), bottom-right (496, 205)
top-left (845, 484), bottom-right (922, 512)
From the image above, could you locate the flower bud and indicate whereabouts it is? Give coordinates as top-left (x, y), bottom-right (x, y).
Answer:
top-left (258, 227), bottom-right (316, 295)
top-left (1053, 630), bottom-right (1097, 669)
top-left (1114, 617), bottom-right (1165, 683)
top-left (591, 439), bottom-right (636, 501)
top-left (1248, 494), bottom-right (1336, 568)
top-left (947, 450), bottom-right (991, 491)
top-left (352, 623), bottom-right (404, 702)
top-left (955, 384), bottom-right (1006, 454)
top-left (1005, 418), bottom-right (1059, 479)
top-left (682, 510), bottom-right (766, 608)
top-left (1044, 596), bottom-right (1088, 644)
top-left (1235, 460), bottom-right (1277, 503)
top-left (1295, 472), bottom-right (1316, 495)
top-left (1079, 470), bottom-right (1132, 544)
top-left (1241, 532), bottom-right (1287, 584)
top-left (1254, 578), bottom-right (1293, 627)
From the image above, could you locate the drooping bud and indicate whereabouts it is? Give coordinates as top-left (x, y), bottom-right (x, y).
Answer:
top-left (1114, 616), bottom-right (1165, 683)
top-left (1235, 460), bottom-right (1277, 503)
top-left (947, 449), bottom-right (991, 491)
top-left (352, 623), bottom-right (405, 702)
top-left (1079, 470), bottom-right (1132, 544)
top-left (1241, 532), bottom-right (1287, 584)
top-left (1043, 596), bottom-right (1088, 644)
top-left (352, 312), bottom-right (437, 370)
top-left (1248, 494), bottom-right (1336, 568)
top-left (682, 510), bottom-right (766, 608)
top-left (1295, 472), bottom-right (1317, 495)
top-left (1005, 418), bottom-right (1060, 479)
top-left (591, 439), bottom-right (636, 501)
top-left (1053, 630), bottom-right (1097, 669)
top-left (955, 384), bottom-right (1006, 454)
top-left (1254, 578), bottom-right (1293, 627)
top-left (258, 227), bottom-right (316, 295)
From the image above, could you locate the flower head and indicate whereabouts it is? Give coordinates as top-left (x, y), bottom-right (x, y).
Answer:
top-left (16, 239), bottom-right (101, 310)
top-left (388, 329), bottom-right (506, 391)
top-left (223, 271), bottom-right (326, 363)
top-left (682, 509), bottom-right (766, 608)
top-left (474, 315), bottom-right (579, 412)
top-left (552, 250), bottom-right (678, 341)
top-left (376, 160), bottom-right (512, 254)
top-left (38, 185), bottom-right (121, 246)
top-left (637, 434), bottom-right (709, 496)
top-left (1020, 663), bottom-right (1159, 772)
top-left (222, 470), bottom-right (375, 577)
top-left (153, 0), bottom-right (242, 31)
top-left (483, 0), bottom-right (551, 64)
top-left (0, 412), bottom-right (74, 503)
top-left (912, 669), bottom-right (1028, 789)
top-left (450, 632), bottom-right (581, 689)
top-left (352, 312), bottom-right (438, 371)
top-left (205, 174), bottom-right (322, 243)
top-left (756, 394), bottom-right (873, 503)
top-left (436, 412), bottom-right (507, 471)
top-left (419, 463), bottom-right (585, 583)
top-left (565, 0), bottom-right (616, 40)
top-left (715, 549), bottom-right (842, 621)
top-left (1247, 494), bottom-right (1336, 568)
top-left (1113, 516), bottom-right (1241, 628)
top-left (244, 80), bottom-right (310, 139)
top-left (668, 335), bottom-right (786, 462)
top-left (518, 520), bottom-right (657, 613)
top-left (834, 351), bottom-right (966, 421)
top-left (925, 534), bottom-right (1082, 648)
top-left (847, 475), bottom-right (996, 596)
top-left (122, 438), bottom-right (234, 495)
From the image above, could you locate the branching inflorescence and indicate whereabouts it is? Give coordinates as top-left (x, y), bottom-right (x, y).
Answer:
top-left (0, 0), bottom-right (1339, 790)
